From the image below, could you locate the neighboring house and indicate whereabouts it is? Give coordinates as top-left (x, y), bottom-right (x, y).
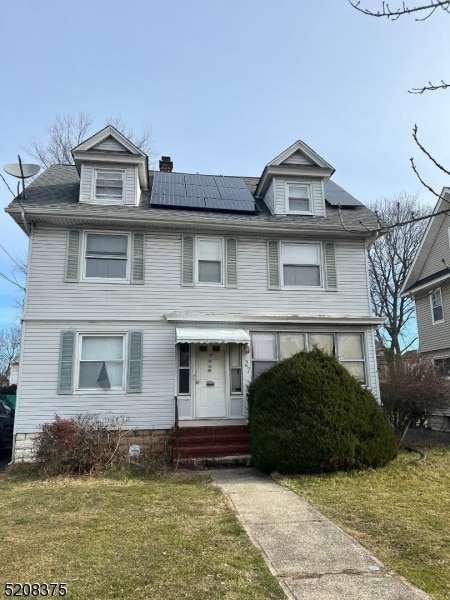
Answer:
top-left (402, 188), bottom-right (450, 431)
top-left (6, 125), bottom-right (383, 463)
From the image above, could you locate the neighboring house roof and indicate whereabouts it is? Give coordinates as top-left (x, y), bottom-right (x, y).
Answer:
top-left (6, 164), bottom-right (380, 237)
top-left (402, 188), bottom-right (450, 295)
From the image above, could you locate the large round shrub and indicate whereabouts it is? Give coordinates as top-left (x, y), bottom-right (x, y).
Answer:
top-left (248, 349), bottom-right (397, 474)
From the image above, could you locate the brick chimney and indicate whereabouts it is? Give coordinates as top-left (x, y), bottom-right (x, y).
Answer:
top-left (159, 156), bottom-right (173, 172)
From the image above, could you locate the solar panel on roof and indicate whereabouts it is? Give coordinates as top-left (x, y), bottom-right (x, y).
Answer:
top-left (325, 181), bottom-right (363, 207)
top-left (152, 181), bottom-right (186, 196)
top-left (150, 171), bottom-right (256, 213)
top-left (155, 172), bottom-right (185, 184)
top-left (151, 194), bottom-right (206, 208)
top-left (214, 176), bottom-right (247, 189)
top-left (185, 184), bottom-right (221, 199)
top-left (205, 198), bottom-right (255, 212)
top-left (184, 174), bottom-right (216, 186)
top-left (219, 187), bottom-right (253, 201)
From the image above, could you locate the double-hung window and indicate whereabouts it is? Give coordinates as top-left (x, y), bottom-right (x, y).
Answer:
top-left (286, 184), bottom-right (311, 214)
top-left (78, 334), bottom-right (126, 390)
top-left (433, 356), bottom-right (450, 378)
top-left (282, 243), bottom-right (321, 287)
top-left (94, 170), bottom-right (124, 203)
top-left (431, 288), bottom-right (444, 323)
top-left (196, 238), bottom-right (223, 284)
top-left (84, 232), bottom-right (129, 280)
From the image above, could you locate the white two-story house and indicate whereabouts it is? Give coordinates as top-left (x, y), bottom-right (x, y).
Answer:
top-left (6, 126), bottom-right (383, 463)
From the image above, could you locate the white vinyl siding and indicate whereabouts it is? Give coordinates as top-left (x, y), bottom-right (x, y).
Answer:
top-left (16, 321), bottom-right (172, 433)
top-left (26, 228), bottom-right (371, 320)
top-left (431, 288), bottom-right (444, 324)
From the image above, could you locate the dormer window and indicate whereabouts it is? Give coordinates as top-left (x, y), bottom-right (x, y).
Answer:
top-left (286, 184), bottom-right (312, 214)
top-left (94, 169), bottom-right (124, 203)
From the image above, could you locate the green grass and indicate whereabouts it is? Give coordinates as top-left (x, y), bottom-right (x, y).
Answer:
top-left (0, 468), bottom-right (284, 600)
top-left (283, 448), bottom-right (450, 600)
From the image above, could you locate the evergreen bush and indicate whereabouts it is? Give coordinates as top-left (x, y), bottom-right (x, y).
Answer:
top-left (248, 349), bottom-right (397, 474)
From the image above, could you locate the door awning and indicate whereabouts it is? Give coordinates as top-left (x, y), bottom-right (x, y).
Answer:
top-left (175, 327), bottom-right (250, 344)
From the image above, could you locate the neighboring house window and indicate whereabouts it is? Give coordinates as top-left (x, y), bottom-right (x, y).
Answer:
top-left (229, 345), bottom-right (242, 394)
top-left (433, 357), bottom-right (450, 378)
top-left (251, 331), bottom-right (366, 384)
top-left (78, 334), bottom-right (126, 390)
top-left (286, 184), bottom-right (312, 214)
top-left (431, 288), bottom-right (444, 323)
top-left (196, 238), bottom-right (223, 285)
top-left (281, 243), bottom-right (321, 287)
top-left (178, 343), bottom-right (190, 395)
top-left (83, 232), bottom-right (129, 280)
top-left (94, 170), bottom-right (124, 203)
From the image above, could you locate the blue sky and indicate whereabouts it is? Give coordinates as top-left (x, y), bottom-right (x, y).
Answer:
top-left (0, 0), bottom-right (449, 329)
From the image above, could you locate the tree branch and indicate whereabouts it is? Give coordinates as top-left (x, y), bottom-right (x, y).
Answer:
top-left (349, 0), bottom-right (450, 20)
top-left (409, 79), bottom-right (450, 94)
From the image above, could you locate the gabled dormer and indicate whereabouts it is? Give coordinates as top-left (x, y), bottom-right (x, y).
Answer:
top-left (72, 125), bottom-right (148, 206)
top-left (256, 140), bottom-right (335, 217)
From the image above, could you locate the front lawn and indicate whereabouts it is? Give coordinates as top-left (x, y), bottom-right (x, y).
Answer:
top-left (284, 448), bottom-right (450, 600)
top-left (0, 468), bottom-right (284, 599)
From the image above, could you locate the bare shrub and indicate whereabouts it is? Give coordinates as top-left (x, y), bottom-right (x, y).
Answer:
top-left (380, 356), bottom-right (450, 439)
top-left (34, 414), bottom-right (129, 477)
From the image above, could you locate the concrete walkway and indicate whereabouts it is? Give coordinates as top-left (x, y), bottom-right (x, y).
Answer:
top-left (210, 468), bottom-right (431, 600)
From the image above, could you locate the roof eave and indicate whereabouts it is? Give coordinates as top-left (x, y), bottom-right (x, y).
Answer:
top-left (256, 165), bottom-right (334, 197)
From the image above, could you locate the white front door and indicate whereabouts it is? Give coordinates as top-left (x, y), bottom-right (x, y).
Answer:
top-left (195, 344), bottom-right (226, 418)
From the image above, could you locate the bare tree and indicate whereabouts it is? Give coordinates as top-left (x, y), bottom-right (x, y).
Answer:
top-left (380, 355), bottom-right (449, 438)
top-left (0, 326), bottom-right (21, 383)
top-left (349, 1), bottom-right (450, 21)
top-left (26, 112), bottom-right (154, 167)
top-left (368, 193), bottom-right (431, 360)
top-left (350, 1), bottom-right (450, 194)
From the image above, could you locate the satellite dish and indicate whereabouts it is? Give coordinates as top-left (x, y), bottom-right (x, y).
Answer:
top-left (4, 163), bottom-right (40, 179)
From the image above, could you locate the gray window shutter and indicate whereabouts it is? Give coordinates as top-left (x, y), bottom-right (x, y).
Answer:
top-left (131, 232), bottom-right (145, 284)
top-left (181, 235), bottom-right (194, 286)
top-left (267, 241), bottom-right (280, 289)
top-left (58, 330), bottom-right (75, 394)
top-left (324, 242), bottom-right (338, 291)
top-left (127, 331), bottom-right (143, 393)
top-left (225, 238), bottom-right (238, 288)
top-left (65, 230), bottom-right (81, 282)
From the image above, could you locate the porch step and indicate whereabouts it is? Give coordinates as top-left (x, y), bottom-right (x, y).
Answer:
top-left (170, 425), bottom-right (251, 467)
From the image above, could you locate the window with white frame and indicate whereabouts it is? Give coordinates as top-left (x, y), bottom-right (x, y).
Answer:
top-left (178, 343), bottom-right (190, 395)
top-left (94, 170), bottom-right (124, 203)
top-left (431, 288), bottom-right (444, 323)
top-left (83, 232), bottom-right (129, 280)
top-left (196, 238), bottom-right (223, 284)
top-left (78, 334), bottom-right (126, 390)
top-left (286, 184), bottom-right (311, 214)
top-left (229, 345), bottom-right (242, 394)
top-left (251, 331), bottom-right (366, 384)
top-left (281, 243), bottom-right (321, 287)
